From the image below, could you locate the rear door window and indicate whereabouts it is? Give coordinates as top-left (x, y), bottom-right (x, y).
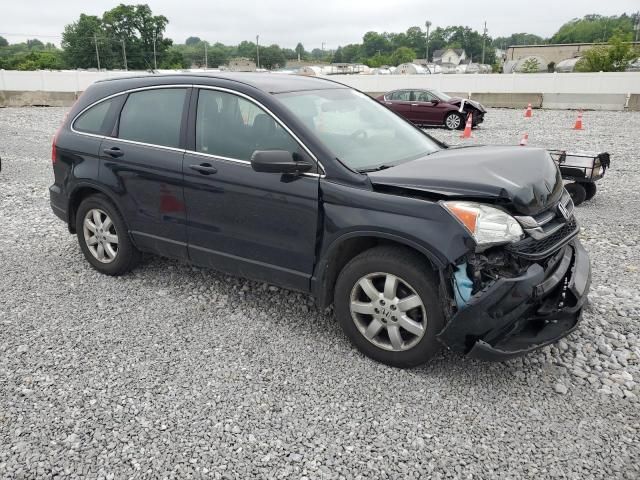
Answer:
top-left (118, 88), bottom-right (188, 148)
top-left (74, 99), bottom-right (117, 135)
top-left (389, 91), bottom-right (410, 101)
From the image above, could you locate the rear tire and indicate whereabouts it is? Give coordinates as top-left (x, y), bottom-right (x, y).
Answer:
top-left (75, 194), bottom-right (140, 275)
top-left (566, 183), bottom-right (587, 206)
top-left (334, 246), bottom-right (444, 368)
top-left (444, 112), bottom-right (463, 130)
top-left (584, 182), bottom-right (597, 201)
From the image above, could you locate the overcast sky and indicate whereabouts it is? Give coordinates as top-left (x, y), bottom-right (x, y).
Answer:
top-left (1, 0), bottom-right (636, 48)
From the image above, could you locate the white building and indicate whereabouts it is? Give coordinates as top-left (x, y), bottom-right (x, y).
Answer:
top-left (432, 48), bottom-right (467, 66)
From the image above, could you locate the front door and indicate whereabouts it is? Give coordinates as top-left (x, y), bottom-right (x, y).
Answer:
top-left (99, 87), bottom-right (190, 260)
top-left (410, 90), bottom-right (445, 125)
top-left (182, 88), bottom-right (320, 291)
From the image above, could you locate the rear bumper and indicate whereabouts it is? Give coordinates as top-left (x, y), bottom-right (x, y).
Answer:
top-left (49, 184), bottom-right (68, 223)
top-left (437, 239), bottom-right (590, 361)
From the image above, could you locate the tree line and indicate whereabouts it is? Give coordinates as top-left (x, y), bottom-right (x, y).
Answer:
top-left (0, 7), bottom-right (638, 71)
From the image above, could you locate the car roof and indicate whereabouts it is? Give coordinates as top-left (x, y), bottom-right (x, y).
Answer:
top-left (95, 72), bottom-right (347, 94)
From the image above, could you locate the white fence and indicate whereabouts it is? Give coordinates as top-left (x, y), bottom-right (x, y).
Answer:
top-left (1, 70), bottom-right (640, 95)
top-left (0, 70), bottom-right (149, 93)
top-left (328, 72), bottom-right (640, 95)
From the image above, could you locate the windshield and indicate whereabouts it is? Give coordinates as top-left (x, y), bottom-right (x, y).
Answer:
top-left (430, 89), bottom-right (452, 101)
top-left (276, 88), bottom-right (441, 171)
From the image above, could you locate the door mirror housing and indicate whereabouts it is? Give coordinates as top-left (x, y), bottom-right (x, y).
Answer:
top-left (432, 99), bottom-right (440, 105)
top-left (251, 150), bottom-right (313, 174)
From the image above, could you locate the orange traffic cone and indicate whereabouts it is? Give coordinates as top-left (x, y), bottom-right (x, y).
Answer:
top-left (573, 111), bottom-right (583, 130)
top-left (519, 133), bottom-right (529, 146)
top-left (524, 103), bottom-right (532, 118)
top-left (460, 113), bottom-right (473, 139)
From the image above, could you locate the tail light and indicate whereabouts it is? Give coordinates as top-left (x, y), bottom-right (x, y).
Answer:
top-left (52, 97), bottom-right (78, 165)
top-left (51, 128), bottom-right (60, 165)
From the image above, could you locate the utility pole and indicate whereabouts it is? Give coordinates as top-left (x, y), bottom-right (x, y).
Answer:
top-left (204, 42), bottom-right (208, 69)
top-left (256, 34), bottom-right (260, 69)
top-left (424, 21), bottom-right (432, 64)
top-left (121, 40), bottom-right (127, 71)
top-left (93, 33), bottom-right (101, 71)
top-left (635, 11), bottom-right (640, 43)
top-left (152, 27), bottom-right (157, 70)
top-left (481, 21), bottom-right (487, 65)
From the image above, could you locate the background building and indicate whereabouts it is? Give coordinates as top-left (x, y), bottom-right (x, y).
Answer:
top-left (506, 42), bottom-right (640, 65)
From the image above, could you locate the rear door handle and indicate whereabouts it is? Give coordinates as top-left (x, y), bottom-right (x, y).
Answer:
top-left (103, 147), bottom-right (124, 158)
top-left (190, 163), bottom-right (218, 175)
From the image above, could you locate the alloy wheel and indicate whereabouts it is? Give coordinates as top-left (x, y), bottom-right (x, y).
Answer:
top-left (82, 208), bottom-right (119, 264)
top-left (446, 114), bottom-right (461, 129)
top-left (349, 272), bottom-right (427, 352)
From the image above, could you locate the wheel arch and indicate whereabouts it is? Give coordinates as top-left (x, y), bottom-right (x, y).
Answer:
top-left (313, 232), bottom-right (445, 309)
top-left (66, 183), bottom-right (124, 234)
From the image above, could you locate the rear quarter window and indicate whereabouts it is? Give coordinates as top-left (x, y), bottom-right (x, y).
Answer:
top-left (73, 99), bottom-right (116, 135)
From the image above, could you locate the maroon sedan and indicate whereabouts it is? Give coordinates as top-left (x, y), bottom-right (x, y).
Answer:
top-left (376, 89), bottom-right (486, 130)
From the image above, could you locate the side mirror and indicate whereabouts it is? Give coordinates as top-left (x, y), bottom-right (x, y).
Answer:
top-left (251, 150), bottom-right (313, 174)
top-left (432, 99), bottom-right (439, 105)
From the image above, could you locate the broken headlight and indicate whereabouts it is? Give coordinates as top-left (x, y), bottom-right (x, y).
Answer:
top-left (442, 201), bottom-right (524, 248)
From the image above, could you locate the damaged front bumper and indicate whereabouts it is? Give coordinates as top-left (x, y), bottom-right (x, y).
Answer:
top-left (437, 239), bottom-right (590, 361)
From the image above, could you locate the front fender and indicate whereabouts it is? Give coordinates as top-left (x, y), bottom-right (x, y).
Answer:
top-left (312, 179), bottom-right (473, 305)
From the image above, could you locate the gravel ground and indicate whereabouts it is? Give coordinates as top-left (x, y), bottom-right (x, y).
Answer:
top-left (0, 106), bottom-right (639, 479)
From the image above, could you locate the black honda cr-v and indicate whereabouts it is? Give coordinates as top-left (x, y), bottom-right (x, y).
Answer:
top-left (50, 73), bottom-right (590, 367)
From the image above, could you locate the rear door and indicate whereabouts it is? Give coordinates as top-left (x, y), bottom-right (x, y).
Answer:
top-left (382, 90), bottom-right (414, 121)
top-left (182, 87), bottom-right (320, 290)
top-left (99, 86), bottom-right (191, 260)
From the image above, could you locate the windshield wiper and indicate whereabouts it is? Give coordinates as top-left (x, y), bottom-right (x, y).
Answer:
top-left (358, 165), bottom-right (393, 173)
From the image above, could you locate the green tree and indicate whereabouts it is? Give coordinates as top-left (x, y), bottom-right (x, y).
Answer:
top-left (362, 31), bottom-right (391, 57)
top-left (236, 40), bottom-right (256, 59)
top-left (282, 48), bottom-right (297, 60)
top-left (185, 36), bottom-right (201, 46)
top-left (551, 14), bottom-right (637, 43)
top-left (258, 44), bottom-right (286, 69)
top-left (207, 45), bottom-right (230, 67)
top-left (493, 33), bottom-right (545, 48)
top-left (0, 36), bottom-right (8, 47)
top-left (310, 48), bottom-right (325, 60)
top-left (332, 46), bottom-right (344, 63)
top-left (101, 4), bottom-right (171, 70)
top-left (405, 26), bottom-right (426, 57)
top-left (62, 14), bottom-right (103, 68)
top-left (521, 57), bottom-right (541, 73)
top-left (365, 52), bottom-right (392, 68)
top-left (159, 46), bottom-right (188, 69)
top-left (26, 39), bottom-right (45, 50)
top-left (62, 5), bottom-right (172, 70)
top-left (295, 42), bottom-right (306, 60)
top-left (575, 32), bottom-right (638, 72)
top-left (390, 46), bottom-right (416, 66)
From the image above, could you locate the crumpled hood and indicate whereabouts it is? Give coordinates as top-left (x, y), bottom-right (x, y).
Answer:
top-left (368, 145), bottom-right (564, 215)
top-left (449, 97), bottom-right (487, 113)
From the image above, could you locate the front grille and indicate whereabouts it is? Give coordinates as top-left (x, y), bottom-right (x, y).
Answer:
top-left (508, 217), bottom-right (579, 260)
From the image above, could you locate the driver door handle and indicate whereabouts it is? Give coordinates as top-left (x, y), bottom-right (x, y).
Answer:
top-left (190, 163), bottom-right (218, 175)
top-left (103, 147), bottom-right (124, 158)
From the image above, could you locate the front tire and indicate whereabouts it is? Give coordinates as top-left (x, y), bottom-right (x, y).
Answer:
top-left (566, 183), bottom-right (587, 206)
top-left (75, 194), bottom-right (140, 275)
top-left (444, 112), bottom-right (463, 130)
top-left (334, 246), bottom-right (444, 368)
top-left (584, 182), bottom-right (597, 201)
